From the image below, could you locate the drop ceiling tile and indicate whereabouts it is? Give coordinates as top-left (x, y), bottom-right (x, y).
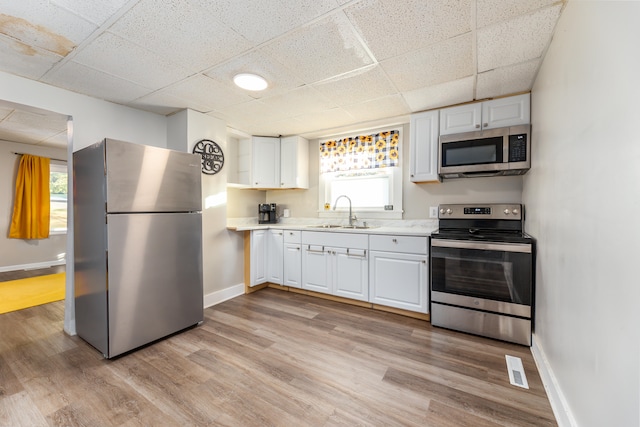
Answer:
top-left (477, 3), bottom-right (562, 72)
top-left (108, 0), bottom-right (252, 72)
top-left (160, 74), bottom-right (254, 112)
top-left (43, 61), bottom-right (152, 104)
top-left (40, 131), bottom-right (68, 148)
top-left (342, 94), bottom-right (410, 123)
top-left (5, 109), bottom-right (67, 132)
top-left (204, 51), bottom-right (305, 98)
top-left (344, 0), bottom-right (472, 61)
top-left (476, 0), bottom-right (559, 28)
top-left (0, 34), bottom-right (62, 79)
top-left (214, 99), bottom-right (282, 127)
top-left (1, 0), bottom-right (97, 56)
top-left (51, 0), bottom-right (131, 26)
top-left (71, 32), bottom-right (192, 90)
top-left (402, 76), bottom-right (475, 112)
top-left (381, 33), bottom-right (473, 92)
top-left (293, 107), bottom-right (357, 133)
top-left (476, 60), bottom-right (539, 99)
top-left (190, 0), bottom-right (340, 45)
top-left (258, 86), bottom-right (338, 122)
top-left (262, 12), bottom-right (374, 84)
top-left (312, 65), bottom-right (397, 106)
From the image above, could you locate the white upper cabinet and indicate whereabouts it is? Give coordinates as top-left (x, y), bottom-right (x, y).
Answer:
top-left (440, 93), bottom-right (530, 135)
top-left (252, 136), bottom-right (281, 188)
top-left (231, 135), bottom-right (308, 189)
top-left (280, 136), bottom-right (309, 189)
top-left (409, 110), bottom-right (440, 183)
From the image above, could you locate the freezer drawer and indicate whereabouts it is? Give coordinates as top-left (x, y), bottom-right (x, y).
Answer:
top-left (104, 139), bottom-right (202, 213)
top-left (106, 212), bottom-right (203, 357)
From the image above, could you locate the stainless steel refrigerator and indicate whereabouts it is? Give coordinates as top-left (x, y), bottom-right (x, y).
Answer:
top-left (73, 138), bottom-right (203, 358)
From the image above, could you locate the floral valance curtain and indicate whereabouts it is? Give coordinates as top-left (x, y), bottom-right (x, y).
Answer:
top-left (9, 154), bottom-right (50, 239)
top-left (320, 130), bottom-right (399, 173)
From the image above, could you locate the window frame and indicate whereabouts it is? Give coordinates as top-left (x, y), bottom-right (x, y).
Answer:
top-left (318, 127), bottom-right (403, 220)
top-left (49, 161), bottom-right (68, 234)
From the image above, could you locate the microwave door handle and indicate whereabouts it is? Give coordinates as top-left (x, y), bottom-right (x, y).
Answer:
top-left (459, 171), bottom-right (502, 178)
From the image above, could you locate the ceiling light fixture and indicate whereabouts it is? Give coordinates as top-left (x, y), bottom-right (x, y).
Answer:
top-left (233, 73), bottom-right (268, 91)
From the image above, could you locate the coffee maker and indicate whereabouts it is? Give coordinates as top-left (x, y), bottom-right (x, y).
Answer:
top-left (258, 203), bottom-right (278, 224)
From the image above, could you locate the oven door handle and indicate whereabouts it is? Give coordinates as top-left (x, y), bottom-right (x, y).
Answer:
top-left (431, 239), bottom-right (531, 253)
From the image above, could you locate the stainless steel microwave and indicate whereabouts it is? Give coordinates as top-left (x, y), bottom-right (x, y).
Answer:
top-left (438, 124), bottom-right (531, 179)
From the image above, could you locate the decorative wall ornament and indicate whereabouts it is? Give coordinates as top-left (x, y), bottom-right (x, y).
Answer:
top-left (319, 129), bottom-right (399, 173)
top-left (192, 139), bottom-right (224, 175)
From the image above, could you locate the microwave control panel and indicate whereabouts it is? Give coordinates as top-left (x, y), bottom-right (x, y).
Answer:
top-left (509, 134), bottom-right (527, 162)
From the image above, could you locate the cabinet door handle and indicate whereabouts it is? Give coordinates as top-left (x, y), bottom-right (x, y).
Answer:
top-left (483, 123), bottom-right (488, 127)
top-left (475, 124), bottom-right (480, 128)
top-left (307, 245), bottom-right (325, 254)
top-left (347, 248), bottom-right (367, 258)
top-left (392, 238), bottom-right (398, 243)
top-left (422, 260), bottom-right (426, 264)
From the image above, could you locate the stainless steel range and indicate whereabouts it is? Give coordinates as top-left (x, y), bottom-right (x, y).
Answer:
top-left (430, 204), bottom-right (535, 346)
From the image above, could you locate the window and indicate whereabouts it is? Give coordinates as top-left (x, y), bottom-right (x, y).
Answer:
top-left (318, 128), bottom-right (403, 219)
top-left (50, 162), bottom-right (67, 233)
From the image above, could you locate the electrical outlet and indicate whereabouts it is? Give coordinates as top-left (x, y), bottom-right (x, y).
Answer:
top-left (429, 206), bottom-right (438, 218)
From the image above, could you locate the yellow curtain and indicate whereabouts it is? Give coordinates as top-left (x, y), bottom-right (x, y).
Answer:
top-left (9, 154), bottom-right (51, 239)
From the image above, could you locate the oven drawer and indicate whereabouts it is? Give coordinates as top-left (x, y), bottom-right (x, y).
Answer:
top-left (369, 235), bottom-right (428, 254)
top-left (431, 303), bottom-right (532, 346)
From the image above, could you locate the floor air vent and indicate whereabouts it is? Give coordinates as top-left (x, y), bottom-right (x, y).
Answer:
top-left (505, 355), bottom-right (529, 389)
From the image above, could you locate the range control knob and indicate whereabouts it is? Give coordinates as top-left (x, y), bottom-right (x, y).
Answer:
top-left (446, 208), bottom-right (453, 215)
top-left (439, 208), bottom-right (445, 215)
top-left (504, 209), bottom-right (511, 215)
top-left (512, 208), bottom-right (519, 215)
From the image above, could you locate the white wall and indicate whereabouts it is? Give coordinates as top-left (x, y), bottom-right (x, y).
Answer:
top-left (0, 140), bottom-right (67, 269)
top-left (167, 110), bottom-right (244, 302)
top-left (524, 2), bottom-right (640, 426)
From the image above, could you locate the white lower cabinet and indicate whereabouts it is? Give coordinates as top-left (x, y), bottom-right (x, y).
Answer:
top-left (301, 231), bottom-right (369, 302)
top-left (250, 229), bottom-right (267, 287)
top-left (283, 230), bottom-right (302, 288)
top-left (267, 229), bottom-right (283, 285)
top-left (369, 235), bottom-right (429, 313)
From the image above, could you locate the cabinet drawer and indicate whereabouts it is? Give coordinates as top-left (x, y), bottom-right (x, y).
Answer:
top-left (369, 235), bottom-right (428, 254)
top-left (284, 230), bottom-right (301, 243)
top-left (301, 231), bottom-right (368, 250)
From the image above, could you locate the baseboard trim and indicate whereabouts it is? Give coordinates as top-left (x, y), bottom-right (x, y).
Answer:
top-left (531, 334), bottom-right (577, 427)
top-left (203, 283), bottom-right (244, 308)
top-left (0, 259), bottom-right (66, 273)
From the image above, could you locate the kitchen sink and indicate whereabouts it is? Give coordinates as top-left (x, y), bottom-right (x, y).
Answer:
top-left (340, 225), bottom-right (377, 229)
top-left (306, 224), bottom-right (341, 228)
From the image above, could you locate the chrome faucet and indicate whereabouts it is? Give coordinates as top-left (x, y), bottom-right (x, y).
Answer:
top-left (333, 195), bottom-right (356, 226)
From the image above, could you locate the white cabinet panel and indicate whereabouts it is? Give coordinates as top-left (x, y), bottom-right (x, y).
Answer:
top-left (440, 103), bottom-right (482, 135)
top-left (302, 245), bottom-right (331, 293)
top-left (252, 136), bottom-right (280, 188)
top-left (250, 229), bottom-right (267, 287)
top-left (283, 230), bottom-right (301, 288)
top-left (333, 248), bottom-right (368, 301)
top-left (410, 110), bottom-right (440, 183)
top-left (280, 136), bottom-right (309, 189)
top-left (369, 251), bottom-right (428, 313)
top-left (481, 94), bottom-right (530, 130)
top-left (440, 93), bottom-right (530, 135)
top-left (267, 229), bottom-right (283, 285)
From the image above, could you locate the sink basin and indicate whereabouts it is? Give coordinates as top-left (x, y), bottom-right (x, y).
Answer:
top-left (306, 224), bottom-right (341, 228)
top-left (340, 225), bottom-right (378, 229)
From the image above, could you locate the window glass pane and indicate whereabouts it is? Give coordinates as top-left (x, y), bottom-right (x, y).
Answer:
top-left (329, 172), bottom-right (390, 209)
top-left (50, 164), bottom-right (67, 232)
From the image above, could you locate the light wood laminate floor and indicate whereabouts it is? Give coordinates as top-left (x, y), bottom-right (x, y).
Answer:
top-left (0, 288), bottom-right (556, 426)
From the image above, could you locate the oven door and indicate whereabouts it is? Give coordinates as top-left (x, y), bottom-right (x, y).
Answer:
top-left (430, 239), bottom-right (532, 318)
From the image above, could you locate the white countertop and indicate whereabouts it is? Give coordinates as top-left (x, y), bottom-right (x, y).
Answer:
top-left (227, 218), bottom-right (437, 237)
